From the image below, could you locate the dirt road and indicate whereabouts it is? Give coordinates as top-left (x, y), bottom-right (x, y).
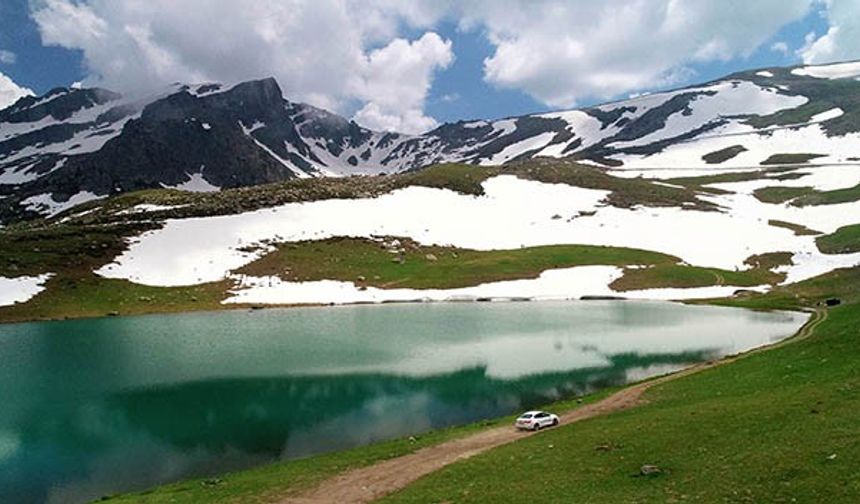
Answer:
top-left (281, 308), bottom-right (825, 504)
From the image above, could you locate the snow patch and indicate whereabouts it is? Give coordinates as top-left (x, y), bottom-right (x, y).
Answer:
top-left (163, 169), bottom-right (220, 193)
top-left (810, 107), bottom-right (844, 123)
top-left (22, 191), bottom-right (101, 217)
top-left (0, 274), bottom-right (52, 306)
top-left (116, 204), bottom-right (190, 215)
top-left (791, 61), bottom-right (860, 80)
top-left (481, 132), bottom-right (556, 165)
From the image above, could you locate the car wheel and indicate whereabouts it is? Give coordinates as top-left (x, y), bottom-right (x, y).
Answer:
top-left (552, 418), bottom-right (559, 426)
top-left (534, 423), bottom-right (541, 431)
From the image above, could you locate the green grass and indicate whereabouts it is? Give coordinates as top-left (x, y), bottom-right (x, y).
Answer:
top-left (238, 237), bottom-right (679, 290)
top-left (769, 219), bottom-right (822, 236)
top-left (745, 102), bottom-right (835, 129)
top-left (701, 145), bottom-right (748, 164)
top-left (749, 183), bottom-right (860, 207)
top-left (793, 183), bottom-right (860, 207)
top-left (37, 161), bottom-right (713, 230)
top-left (760, 153), bottom-right (827, 166)
top-left (744, 251), bottom-right (795, 271)
top-left (754, 185), bottom-right (814, 204)
top-left (817, 224), bottom-right (860, 254)
top-left (381, 271), bottom-right (860, 503)
top-left (609, 263), bottom-right (782, 291)
top-left (239, 237), bottom-right (783, 293)
top-left (666, 168), bottom-right (805, 197)
top-left (0, 274), bottom-right (232, 323)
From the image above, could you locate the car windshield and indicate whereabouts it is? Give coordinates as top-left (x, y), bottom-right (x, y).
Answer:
top-left (519, 414), bottom-right (533, 419)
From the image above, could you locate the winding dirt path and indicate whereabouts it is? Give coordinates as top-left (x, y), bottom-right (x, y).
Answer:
top-left (280, 308), bottom-right (826, 504)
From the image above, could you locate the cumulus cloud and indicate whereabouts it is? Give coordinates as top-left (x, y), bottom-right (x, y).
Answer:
top-left (30, 0), bottom-right (451, 133)
top-left (352, 33), bottom-right (453, 132)
top-left (0, 71), bottom-right (34, 109)
top-left (29, 0), bottom-right (831, 131)
top-left (457, 0), bottom-right (814, 107)
top-left (798, 0), bottom-right (860, 64)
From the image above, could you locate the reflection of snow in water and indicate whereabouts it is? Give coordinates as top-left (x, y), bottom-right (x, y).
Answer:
top-left (222, 267), bottom-right (760, 306)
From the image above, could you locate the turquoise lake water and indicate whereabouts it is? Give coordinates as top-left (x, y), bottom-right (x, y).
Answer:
top-left (0, 301), bottom-right (806, 503)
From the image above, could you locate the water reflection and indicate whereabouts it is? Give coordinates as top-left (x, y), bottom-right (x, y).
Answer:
top-left (0, 301), bottom-right (806, 503)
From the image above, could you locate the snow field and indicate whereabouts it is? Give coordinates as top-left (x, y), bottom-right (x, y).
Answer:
top-left (95, 174), bottom-right (860, 303)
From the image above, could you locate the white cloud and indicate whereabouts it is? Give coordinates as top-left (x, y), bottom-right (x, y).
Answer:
top-left (0, 50), bottom-right (16, 64)
top-left (458, 0), bottom-right (814, 107)
top-left (771, 41), bottom-right (790, 55)
top-left (28, 0), bottom-right (829, 131)
top-left (798, 0), bottom-right (860, 64)
top-left (0, 71), bottom-right (34, 109)
top-left (30, 0), bottom-right (451, 133)
top-left (352, 32), bottom-right (453, 132)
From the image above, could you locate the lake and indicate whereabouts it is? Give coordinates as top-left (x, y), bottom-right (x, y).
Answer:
top-left (0, 301), bottom-right (807, 503)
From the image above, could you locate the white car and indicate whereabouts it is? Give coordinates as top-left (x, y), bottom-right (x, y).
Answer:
top-left (515, 410), bottom-right (560, 431)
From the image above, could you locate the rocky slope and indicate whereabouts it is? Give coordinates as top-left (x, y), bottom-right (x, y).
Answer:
top-left (1, 60), bottom-right (859, 222)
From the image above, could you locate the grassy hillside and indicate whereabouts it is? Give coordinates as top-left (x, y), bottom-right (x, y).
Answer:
top-left (239, 236), bottom-right (784, 292)
top-left (750, 183), bottom-right (860, 206)
top-left (817, 224), bottom-right (860, 254)
top-left (380, 270), bottom-right (860, 503)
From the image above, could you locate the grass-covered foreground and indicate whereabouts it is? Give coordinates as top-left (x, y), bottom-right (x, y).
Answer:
top-left (105, 266), bottom-right (860, 503)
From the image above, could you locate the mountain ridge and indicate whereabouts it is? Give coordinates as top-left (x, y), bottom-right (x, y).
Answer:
top-left (1, 59), bottom-right (859, 222)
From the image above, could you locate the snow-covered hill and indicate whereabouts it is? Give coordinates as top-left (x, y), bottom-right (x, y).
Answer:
top-left (1, 60), bottom-right (859, 221)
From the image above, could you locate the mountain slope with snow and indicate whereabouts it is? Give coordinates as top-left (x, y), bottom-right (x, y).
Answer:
top-left (1, 60), bottom-right (859, 222)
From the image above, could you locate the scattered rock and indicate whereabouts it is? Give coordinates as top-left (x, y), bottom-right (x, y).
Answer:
top-left (391, 256), bottom-right (405, 264)
top-left (827, 453), bottom-right (837, 460)
top-left (551, 214), bottom-right (562, 220)
top-left (825, 298), bottom-right (841, 307)
top-left (201, 477), bottom-right (223, 487)
top-left (425, 253), bottom-right (438, 261)
top-left (357, 275), bottom-right (367, 282)
top-left (106, 311), bottom-right (119, 317)
top-left (639, 465), bottom-right (662, 477)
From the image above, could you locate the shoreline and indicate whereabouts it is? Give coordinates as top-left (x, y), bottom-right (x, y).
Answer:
top-left (0, 290), bottom-right (798, 326)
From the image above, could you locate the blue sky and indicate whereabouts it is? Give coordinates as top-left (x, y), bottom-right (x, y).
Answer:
top-left (0, 0), bottom-right (854, 129)
top-left (422, 8), bottom-right (831, 122)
